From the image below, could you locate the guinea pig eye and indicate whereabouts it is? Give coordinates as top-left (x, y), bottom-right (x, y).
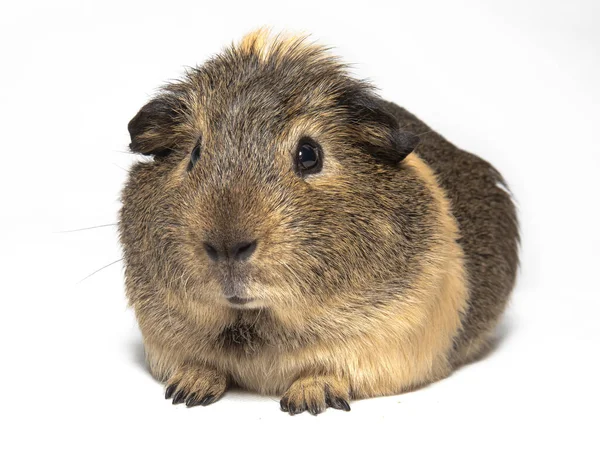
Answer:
top-left (187, 139), bottom-right (202, 171)
top-left (295, 138), bottom-right (322, 176)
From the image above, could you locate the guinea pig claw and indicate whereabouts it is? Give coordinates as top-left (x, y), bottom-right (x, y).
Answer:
top-left (279, 397), bottom-right (291, 413)
top-left (165, 383), bottom-right (178, 400)
top-left (200, 394), bottom-right (216, 406)
top-left (307, 402), bottom-right (325, 416)
top-left (326, 396), bottom-right (351, 411)
top-left (172, 389), bottom-right (187, 404)
top-left (283, 400), bottom-right (305, 415)
top-left (287, 405), bottom-right (301, 416)
top-left (279, 397), bottom-right (304, 416)
top-left (185, 394), bottom-right (218, 408)
top-left (185, 394), bottom-right (200, 407)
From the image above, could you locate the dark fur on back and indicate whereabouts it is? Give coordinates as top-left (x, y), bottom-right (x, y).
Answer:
top-left (381, 102), bottom-right (519, 363)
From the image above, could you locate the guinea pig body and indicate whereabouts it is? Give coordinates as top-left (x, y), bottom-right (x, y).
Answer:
top-left (119, 30), bottom-right (518, 414)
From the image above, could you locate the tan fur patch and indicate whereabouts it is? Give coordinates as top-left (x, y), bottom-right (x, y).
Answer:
top-left (237, 28), bottom-right (319, 65)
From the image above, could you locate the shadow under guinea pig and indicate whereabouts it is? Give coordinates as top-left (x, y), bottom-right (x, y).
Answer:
top-left (130, 337), bottom-right (149, 373)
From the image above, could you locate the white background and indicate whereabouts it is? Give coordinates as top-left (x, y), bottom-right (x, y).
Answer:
top-left (1, 1), bottom-right (598, 448)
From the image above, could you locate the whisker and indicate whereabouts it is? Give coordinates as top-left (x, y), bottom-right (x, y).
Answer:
top-left (57, 221), bottom-right (183, 233)
top-left (77, 258), bottom-right (123, 284)
top-left (57, 223), bottom-right (118, 233)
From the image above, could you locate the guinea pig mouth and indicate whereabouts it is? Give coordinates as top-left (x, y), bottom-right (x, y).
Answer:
top-left (219, 272), bottom-right (251, 300)
top-left (226, 295), bottom-right (254, 306)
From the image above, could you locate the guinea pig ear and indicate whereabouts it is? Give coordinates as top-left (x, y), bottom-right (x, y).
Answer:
top-left (341, 92), bottom-right (419, 164)
top-left (127, 95), bottom-right (183, 156)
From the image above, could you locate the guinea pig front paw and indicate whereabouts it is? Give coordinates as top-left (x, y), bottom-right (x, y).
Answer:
top-left (280, 375), bottom-right (351, 415)
top-left (164, 364), bottom-right (228, 408)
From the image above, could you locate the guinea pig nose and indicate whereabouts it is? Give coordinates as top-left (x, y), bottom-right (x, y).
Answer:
top-left (202, 242), bottom-right (220, 262)
top-left (229, 240), bottom-right (257, 261)
top-left (202, 239), bottom-right (258, 262)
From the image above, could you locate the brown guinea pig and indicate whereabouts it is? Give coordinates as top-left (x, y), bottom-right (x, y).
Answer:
top-left (119, 29), bottom-right (519, 415)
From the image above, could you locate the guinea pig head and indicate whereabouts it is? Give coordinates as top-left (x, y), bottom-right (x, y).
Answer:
top-left (120, 31), bottom-right (421, 312)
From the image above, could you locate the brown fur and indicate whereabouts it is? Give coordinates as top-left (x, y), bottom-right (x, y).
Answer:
top-left (119, 30), bottom-right (519, 414)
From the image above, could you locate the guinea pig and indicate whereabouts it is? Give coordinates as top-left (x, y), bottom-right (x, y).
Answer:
top-left (119, 29), bottom-right (519, 415)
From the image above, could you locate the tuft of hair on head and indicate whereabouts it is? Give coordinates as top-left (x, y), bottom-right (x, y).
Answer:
top-left (235, 27), bottom-right (333, 66)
